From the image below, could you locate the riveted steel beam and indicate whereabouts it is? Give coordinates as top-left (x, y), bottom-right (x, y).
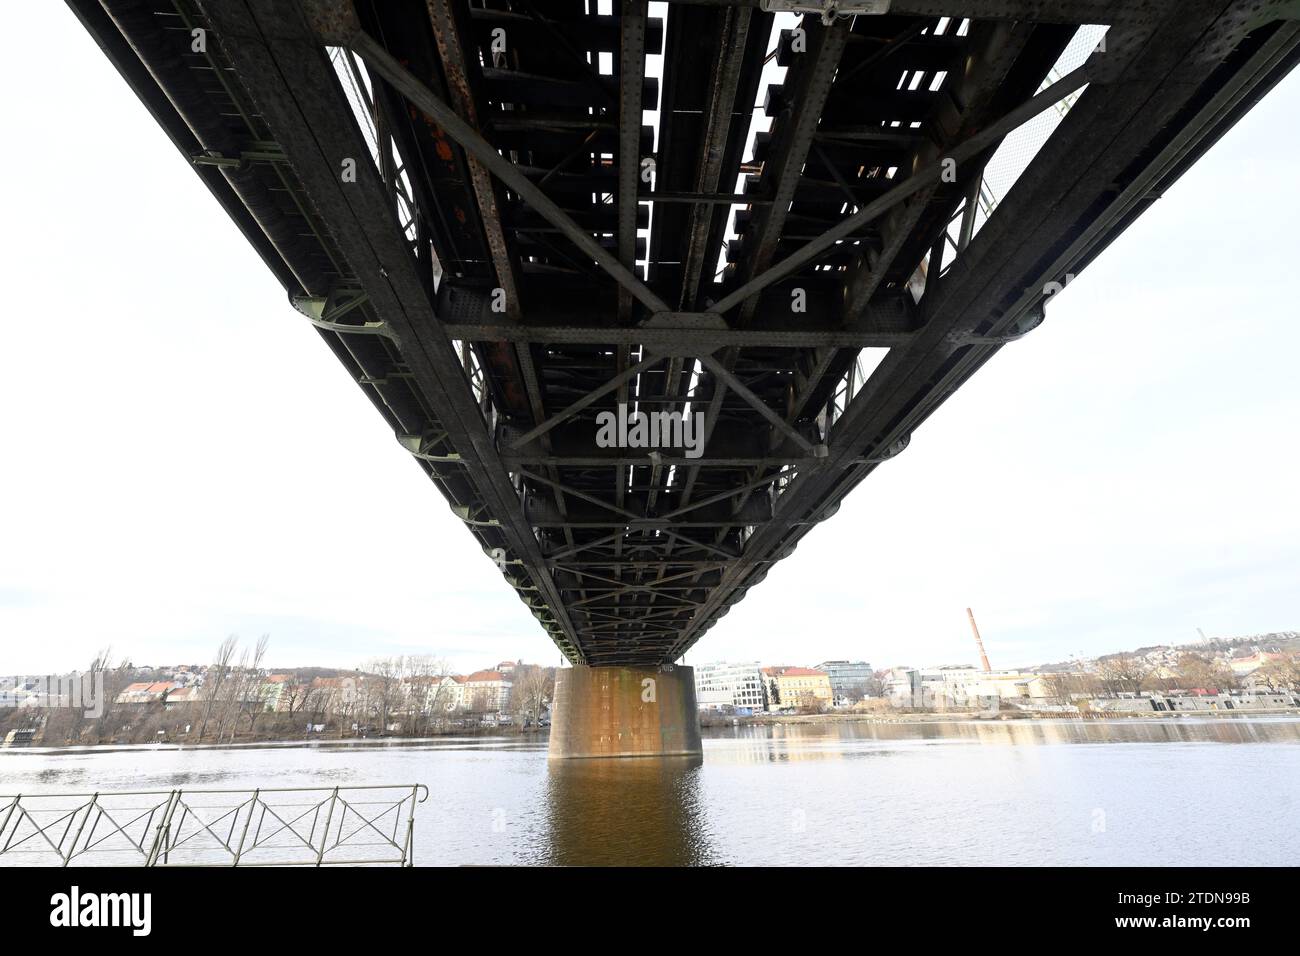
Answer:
top-left (349, 30), bottom-right (671, 315)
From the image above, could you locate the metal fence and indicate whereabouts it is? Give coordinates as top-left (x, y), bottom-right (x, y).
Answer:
top-left (0, 784), bottom-right (428, 867)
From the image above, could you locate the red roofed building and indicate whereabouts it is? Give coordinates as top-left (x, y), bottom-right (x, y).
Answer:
top-left (311, 676), bottom-right (358, 711)
top-left (164, 686), bottom-right (203, 708)
top-left (463, 670), bottom-right (512, 714)
top-left (115, 681), bottom-right (179, 705)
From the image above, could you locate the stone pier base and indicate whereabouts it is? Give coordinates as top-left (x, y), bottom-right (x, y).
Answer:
top-left (548, 664), bottom-right (703, 759)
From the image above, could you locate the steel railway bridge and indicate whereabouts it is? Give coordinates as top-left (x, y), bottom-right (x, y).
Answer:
top-left (69, 0), bottom-right (1299, 755)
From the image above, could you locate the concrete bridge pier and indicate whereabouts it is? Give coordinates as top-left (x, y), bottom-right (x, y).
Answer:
top-left (548, 664), bottom-right (702, 759)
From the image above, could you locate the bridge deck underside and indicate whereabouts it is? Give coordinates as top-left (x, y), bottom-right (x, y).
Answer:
top-left (72, 0), bottom-right (1300, 665)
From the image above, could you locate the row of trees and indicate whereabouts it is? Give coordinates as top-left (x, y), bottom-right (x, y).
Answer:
top-left (1252, 654), bottom-right (1300, 691)
top-left (349, 658), bottom-right (555, 732)
top-left (22, 637), bottom-right (278, 745)
top-left (8, 646), bottom-right (136, 745)
top-left (9, 638), bottom-right (560, 746)
top-left (195, 634), bottom-right (269, 742)
top-left (1047, 651), bottom-right (1300, 699)
top-left (341, 655), bottom-right (456, 737)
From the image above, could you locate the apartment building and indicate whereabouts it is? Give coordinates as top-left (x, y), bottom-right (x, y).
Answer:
top-left (815, 660), bottom-right (874, 705)
top-left (763, 667), bottom-right (834, 711)
top-left (694, 661), bottom-right (767, 712)
top-left (463, 670), bottom-right (512, 714)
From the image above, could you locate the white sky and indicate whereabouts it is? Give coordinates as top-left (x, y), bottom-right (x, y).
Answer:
top-left (2, 4), bottom-right (1297, 674)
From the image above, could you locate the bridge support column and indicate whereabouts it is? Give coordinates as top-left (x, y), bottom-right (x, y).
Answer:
top-left (548, 664), bottom-right (702, 759)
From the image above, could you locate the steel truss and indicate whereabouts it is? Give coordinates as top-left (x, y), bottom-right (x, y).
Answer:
top-left (70, 0), bottom-right (1300, 665)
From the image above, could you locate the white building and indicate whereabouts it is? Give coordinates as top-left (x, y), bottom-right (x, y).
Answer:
top-left (403, 674), bottom-right (465, 714)
top-left (886, 666), bottom-right (1051, 707)
top-left (463, 670), bottom-right (512, 714)
top-left (439, 674), bottom-right (467, 711)
top-left (693, 661), bottom-right (766, 712)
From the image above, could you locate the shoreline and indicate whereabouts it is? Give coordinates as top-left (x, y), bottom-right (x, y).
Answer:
top-left (5, 711), bottom-right (1300, 754)
top-left (709, 709), bottom-right (1300, 726)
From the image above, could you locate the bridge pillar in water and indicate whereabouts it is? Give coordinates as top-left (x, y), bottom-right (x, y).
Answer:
top-left (549, 664), bottom-right (702, 759)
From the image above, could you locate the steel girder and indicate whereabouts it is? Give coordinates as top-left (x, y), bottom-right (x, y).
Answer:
top-left (72, 0), bottom-right (1300, 666)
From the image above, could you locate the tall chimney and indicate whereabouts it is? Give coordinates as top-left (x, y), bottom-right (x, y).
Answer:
top-left (966, 607), bottom-right (992, 673)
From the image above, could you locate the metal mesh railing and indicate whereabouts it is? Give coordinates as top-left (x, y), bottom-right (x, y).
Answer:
top-left (0, 784), bottom-right (427, 867)
top-left (974, 24), bottom-right (1111, 233)
top-left (922, 25), bottom-right (1112, 282)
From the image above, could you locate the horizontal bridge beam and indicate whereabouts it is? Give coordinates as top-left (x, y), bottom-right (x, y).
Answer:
top-left (550, 561), bottom-right (728, 569)
top-left (443, 320), bottom-right (912, 349)
top-left (664, 0), bottom-right (1163, 24)
top-left (502, 454), bottom-right (821, 469)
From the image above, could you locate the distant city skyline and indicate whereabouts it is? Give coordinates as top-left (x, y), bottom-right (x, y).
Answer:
top-left (2, 4), bottom-right (1298, 674)
top-left (5, 628), bottom-right (1295, 682)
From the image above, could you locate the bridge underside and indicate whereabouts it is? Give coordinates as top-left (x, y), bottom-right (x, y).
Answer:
top-left (72, 0), bottom-right (1299, 666)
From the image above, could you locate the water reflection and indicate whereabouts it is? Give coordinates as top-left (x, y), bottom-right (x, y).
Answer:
top-left (541, 756), bottom-right (714, 866)
top-left (701, 716), bottom-right (1300, 757)
top-left (3, 718), bottom-right (1297, 866)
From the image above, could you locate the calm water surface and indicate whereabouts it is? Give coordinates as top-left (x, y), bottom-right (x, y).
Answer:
top-left (3, 718), bottom-right (1297, 866)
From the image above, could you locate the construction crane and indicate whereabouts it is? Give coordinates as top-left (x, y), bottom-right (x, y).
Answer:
top-left (966, 608), bottom-right (993, 673)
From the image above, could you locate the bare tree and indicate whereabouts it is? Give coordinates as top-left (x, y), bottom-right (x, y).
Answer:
top-left (303, 681), bottom-right (330, 725)
top-left (209, 633), bottom-right (269, 743)
top-left (1253, 653), bottom-right (1300, 692)
top-left (1045, 670), bottom-right (1102, 700)
top-left (197, 635), bottom-right (238, 741)
top-left (334, 686), bottom-right (355, 738)
top-left (796, 692), bottom-right (827, 715)
top-left (213, 643), bottom-right (249, 743)
top-left (365, 657), bottom-right (411, 734)
top-left (281, 679), bottom-right (309, 717)
top-left (837, 679), bottom-right (872, 703)
top-left (1140, 667), bottom-right (1177, 693)
top-left (85, 646), bottom-right (130, 743)
top-left (1175, 652), bottom-right (1236, 692)
top-left (407, 656), bottom-right (454, 734)
top-left (38, 650), bottom-right (122, 744)
top-left (510, 665), bottom-right (554, 726)
top-left (863, 672), bottom-right (888, 699)
top-left (241, 635), bottom-right (271, 735)
top-left (1096, 654), bottom-right (1148, 696)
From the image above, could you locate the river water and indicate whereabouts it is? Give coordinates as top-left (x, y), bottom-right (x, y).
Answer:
top-left (3, 718), bottom-right (1297, 866)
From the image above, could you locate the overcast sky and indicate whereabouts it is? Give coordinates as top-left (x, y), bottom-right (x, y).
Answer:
top-left (2, 4), bottom-right (1297, 675)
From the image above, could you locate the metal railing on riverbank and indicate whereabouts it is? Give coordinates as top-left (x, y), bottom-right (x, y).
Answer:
top-left (0, 784), bottom-right (427, 867)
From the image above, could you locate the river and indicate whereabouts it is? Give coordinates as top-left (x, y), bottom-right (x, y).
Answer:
top-left (3, 718), bottom-right (1297, 866)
